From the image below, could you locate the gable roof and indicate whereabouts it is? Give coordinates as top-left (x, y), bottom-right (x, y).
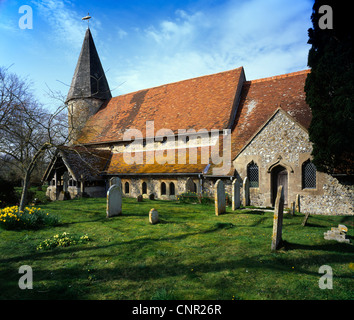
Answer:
top-left (230, 69), bottom-right (311, 160)
top-left (76, 67), bottom-right (245, 144)
top-left (42, 146), bottom-right (112, 181)
top-left (56, 68), bottom-right (313, 178)
top-left (66, 28), bottom-right (111, 103)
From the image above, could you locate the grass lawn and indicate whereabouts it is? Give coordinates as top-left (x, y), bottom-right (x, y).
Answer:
top-left (0, 196), bottom-right (353, 300)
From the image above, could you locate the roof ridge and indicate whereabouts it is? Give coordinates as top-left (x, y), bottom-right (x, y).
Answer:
top-left (246, 69), bottom-right (310, 84)
top-left (111, 66), bottom-right (244, 99)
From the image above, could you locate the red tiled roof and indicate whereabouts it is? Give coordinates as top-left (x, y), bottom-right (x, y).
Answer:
top-left (77, 67), bottom-right (245, 144)
top-left (230, 69), bottom-right (311, 160)
top-left (73, 68), bottom-right (313, 176)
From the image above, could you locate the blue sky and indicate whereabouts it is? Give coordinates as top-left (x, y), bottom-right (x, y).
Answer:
top-left (0, 0), bottom-right (313, 110)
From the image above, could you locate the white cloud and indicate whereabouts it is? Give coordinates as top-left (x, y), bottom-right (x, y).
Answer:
top-left (31, 0), bottom-right (93, 50)
top-left (111, 0), bottom-right (312, 95)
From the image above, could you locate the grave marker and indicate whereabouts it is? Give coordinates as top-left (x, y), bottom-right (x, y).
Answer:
top-left (232, 179), bottom-right (240, 210)
top-left (271, 185), bottom-right (284, 252)
top-left (106, 181), bottom-right (122, 218)
top-left (243, 177), bottom-right (250, 206)
top-left (215, 179), bottom-right (226, 216)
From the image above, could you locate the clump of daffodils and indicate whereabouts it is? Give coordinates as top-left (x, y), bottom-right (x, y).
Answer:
top-left (36, 232), bottom-right (91, 251)
top-left (0, 206), bottom-right (58, 230)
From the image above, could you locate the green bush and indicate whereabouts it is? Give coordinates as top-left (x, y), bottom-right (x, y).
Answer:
top-left (0, 206), bottom-right (59, 230)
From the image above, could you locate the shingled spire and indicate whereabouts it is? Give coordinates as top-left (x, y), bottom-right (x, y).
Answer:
top-left (66, 27), bottom-right (111, 103)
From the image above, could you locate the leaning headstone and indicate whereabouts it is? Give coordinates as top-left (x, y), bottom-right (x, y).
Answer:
top-left (106, 183), bottom-right (122, 218)
top-left (324, 224), bottom-right (350, 243)
top-left (149, 208), bottom-right (159, 224)
top-left (214, 179), bottom-right (226, 216)
top-left (295, 194), bottom-right (300, 213)
top-left (271, 185), bottom-right (284, 252)
top-left (243, 177), bottom-right (250, 206)
top-left (232, 179), bottom-right (241, 210)
top-left (137, 195), bottom-right (143, 202)
top-left (302, 212), bottom-right (310, 226)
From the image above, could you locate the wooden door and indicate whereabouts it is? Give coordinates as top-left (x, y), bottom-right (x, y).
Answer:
top-left (277, 169), bottom-right (288, 206)
top-left (271, 166), bottom-right (288, 206)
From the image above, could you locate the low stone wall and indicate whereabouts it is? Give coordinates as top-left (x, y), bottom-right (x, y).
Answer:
top-left (300, 175), bottom-right (354, 215)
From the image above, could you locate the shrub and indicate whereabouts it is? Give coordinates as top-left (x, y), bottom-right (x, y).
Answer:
top-left (0, 206), bottom-right (59, 230)
top-left (36, 232), bottom-right (91, 251)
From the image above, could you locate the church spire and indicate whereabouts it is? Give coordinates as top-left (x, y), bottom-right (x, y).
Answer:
top-left (66, 27), bottom-right (111, 103)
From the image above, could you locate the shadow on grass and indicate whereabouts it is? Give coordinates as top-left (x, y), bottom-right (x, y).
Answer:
top-left (281, 240), bottom-right (353, 253)
top-left (3, 246), bottom-right (353, 300)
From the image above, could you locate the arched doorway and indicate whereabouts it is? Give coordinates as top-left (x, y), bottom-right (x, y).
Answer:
top-left (271, 165), bottom-right (288, 206)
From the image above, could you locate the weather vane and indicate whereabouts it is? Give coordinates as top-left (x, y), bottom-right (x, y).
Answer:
top-left (82, 13), bottom-right (91, 28)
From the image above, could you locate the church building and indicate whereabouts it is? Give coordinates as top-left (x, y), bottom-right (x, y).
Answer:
top-left (43, 27), bottom-right (353, 215)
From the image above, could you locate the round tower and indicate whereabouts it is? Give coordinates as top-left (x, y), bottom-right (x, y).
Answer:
top-left (66, 28), bottom-right (111, 144)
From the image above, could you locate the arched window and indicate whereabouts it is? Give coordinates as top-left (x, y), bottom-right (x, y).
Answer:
top-left (161, 182), bottom-right (166, 195)
top-left (142, 182), bottom-right (147, 194)
top-left (302, 160), bottom-right (316, 189)
top-left (169, 182), bottom-right (175, 196)
top-left (247, 161), bottom-right (259, 188)
top-left (124, 182), bottom-right (129, 194)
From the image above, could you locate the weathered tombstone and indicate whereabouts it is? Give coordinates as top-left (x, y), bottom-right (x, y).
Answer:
top-left (149, 193), bottom-right (155, 200)
top-left (302, 212), bottom-right (310, 226)
top-left (110, 177), bottom-right (120, 187)
top-left (149, 208), bottom-right (159, 224)
top-left (106, 182), bottom-right (122, 218)
top-left (290, 201), bottom-right (295, 216)
top-left (232, 179), bottom-right (241, 210)
top-left (271, 185), bottom-right (284, 252)
top-left (185, 177), bottom-right (194, 192)
top-left (324, 224), bottom-right (350, 243)
top-left (63, 172), bottom-right (69, 193)
top-left (295, 194), bottom-right (300, 213)
top-left (58, 172), bottom-right (71, 200)
top-left (137, 194), bottom-right (143, 202)
top-left (243, 177), bottom-right (250, 206)
top-left (214, 179), bottom-right (226, 216)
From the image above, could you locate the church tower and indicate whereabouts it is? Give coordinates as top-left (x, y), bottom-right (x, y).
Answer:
top-left (66, 27), bottom-right (111, 144)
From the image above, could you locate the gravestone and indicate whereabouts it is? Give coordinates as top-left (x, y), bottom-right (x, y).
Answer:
top-left (185, 177), bottom-right (194, 192)
top-left (149, 193), bottom-right (155, 200)
top-left (324, 224), bottom-right (350, 243)
top-left (214, 179), bottom-right (226, 216)
top-left (302, 212), bottom-right (310, 226)
top-left (291, 201), bottom-right (295, 216)
top-left (295, 194), bottom-right (300, 213)
top-left (58, 172), bottom-right (71, 200)
top-left (110, 177), bottom-right (120, 187)
top-left (232, 179), bottom-right (240, 210)
top-left (149, 208), bottom-right (159, 224)
top-left (271, 185), bottom-right (284, 252)
top-left (137, 195), bottom-right (143, 202)
top-left (243, 177), bottom-right (250, 206)
top-left (106, 182), bottom-right (122, 218)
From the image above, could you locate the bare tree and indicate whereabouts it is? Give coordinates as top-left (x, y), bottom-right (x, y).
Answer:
top-left (0, 66), bottom-right (69, 211)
